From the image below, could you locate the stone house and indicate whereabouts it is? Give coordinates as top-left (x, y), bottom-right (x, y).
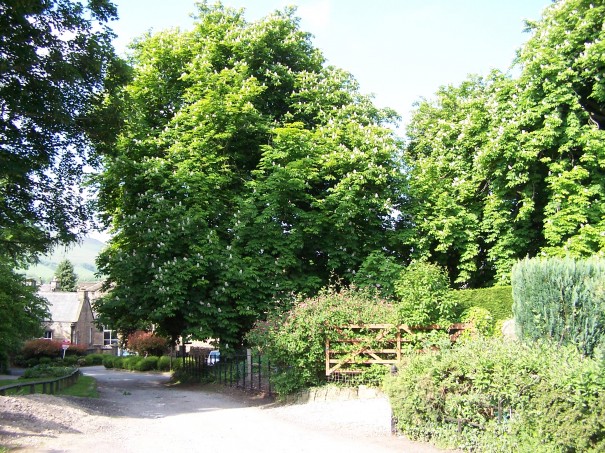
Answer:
top-left (38, 281), bottom-right (118, 352)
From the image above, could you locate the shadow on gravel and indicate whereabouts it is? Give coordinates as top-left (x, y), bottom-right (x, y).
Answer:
top-left (0, 413), bottom-right (81, 439)
top-left (79, 366), bottom-right (276, 421)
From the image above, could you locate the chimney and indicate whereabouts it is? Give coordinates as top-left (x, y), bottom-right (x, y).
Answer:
top-left (50, 276), bottom-right (60, 292)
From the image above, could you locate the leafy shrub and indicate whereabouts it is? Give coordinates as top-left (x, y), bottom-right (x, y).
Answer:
top-left (394, 261), bottom-right (456, 327)
top-left (384, 338), bottom-right (605, 452)
top-left (60, 356), bottom-right (78, 366)
top-left (351, 364), bottom-right (390, 387)
top-left (83, 354), bottom-right (105, 366)
top-left (25, 358), bottom-right (40, 368)
top-left (135, 356), bottom-right (159, 371)
top-left (451, 286), bottom-right (513, 322)
top-left (158, 355), bottom-right (171, 371)
top-left (112, 357), bottom-right (126, 369)
top-left (102, 355), bottom-right (116, 369)
top-left (352, 251), bottom-right (404, 298)
top-left (127, 331), bottom-right (168, 356)
top-left (22, 364), bottom-right (76, 379)
top-left (460, 306), bottom-right (493, 337)
top-left (124, 356), bottom-right (143, 370)
top-left (246, 286), bottom-right (396, 395)
top-left (512, 257), bottom-right (605, 356)
top-left (493, 319), bottom-right (506, 337)
top-left (21, 339), bottom-right (62, 359)
top-left (104, 356), bottom-right (135, 370)
top-left (66, 344), bottom-right (87, 356)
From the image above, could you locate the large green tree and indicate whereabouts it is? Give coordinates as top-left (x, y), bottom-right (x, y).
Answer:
top-left (94, 3), bottom-right (405, 346)
top-left (0, 261), bottom-right (49, 371)
top-left (0, 0), bottom-right (121, 261)
top-left (0, 0), bottom-right (121, 357)
top-left (405, 0), bottom-right (605, 287)
top-left (404, 75), bottom-right (496, 287)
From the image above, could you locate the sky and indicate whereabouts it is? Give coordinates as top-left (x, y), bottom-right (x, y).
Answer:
top-left (110, 0), bottom-right (553, 127)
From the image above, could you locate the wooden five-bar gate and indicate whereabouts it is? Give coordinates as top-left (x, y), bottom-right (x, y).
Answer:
top-left (325, 323), bottom-right (471, 377)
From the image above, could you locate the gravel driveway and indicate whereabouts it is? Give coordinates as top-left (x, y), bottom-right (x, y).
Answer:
top-left (1, 366), bottom-right (448, 453)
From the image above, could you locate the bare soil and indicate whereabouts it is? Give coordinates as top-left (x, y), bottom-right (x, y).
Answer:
top-left (0, 367), bottom-right (449, 453)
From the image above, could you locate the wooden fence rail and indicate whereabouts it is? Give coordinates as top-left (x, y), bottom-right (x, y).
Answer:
top-left (0, 368), bottom-right (81, 396)
top-left (326, 323), bottom-right (472, 377)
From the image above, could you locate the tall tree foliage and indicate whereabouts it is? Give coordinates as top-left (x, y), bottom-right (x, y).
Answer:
top-left (405, 0), bottom-right (605, 287)
top-left (0, 0), bottom-right (121, 261)
top-left (0, 0), bottom-right (120, 355)
top-left (0, 261), bottom-right (49, 365)
top-left (404, 76), bottom-right (495, 286)
top-left (94, 3), bottom-right (405, 345)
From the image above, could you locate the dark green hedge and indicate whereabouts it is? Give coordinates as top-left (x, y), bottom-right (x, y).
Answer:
top-left (451, 286), bottom-right (513, 322)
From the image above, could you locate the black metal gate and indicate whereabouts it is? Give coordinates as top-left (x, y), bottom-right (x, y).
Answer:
top-left (179, 349), bottom-right (272, 395)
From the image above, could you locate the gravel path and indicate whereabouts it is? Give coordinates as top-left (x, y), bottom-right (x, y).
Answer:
top-left (1, 366), bottom-right (448, 453)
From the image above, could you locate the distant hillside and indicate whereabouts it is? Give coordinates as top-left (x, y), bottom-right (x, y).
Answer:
top-left (23, 237), bottom-right (106, 283)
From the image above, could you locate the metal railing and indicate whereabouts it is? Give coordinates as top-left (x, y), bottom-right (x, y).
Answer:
top-left (179, 349), bottom-right (273, 395)
top-left (0, 368), bottom-right (80, 396)
top-left (215, 349), bottom-right (272, 395)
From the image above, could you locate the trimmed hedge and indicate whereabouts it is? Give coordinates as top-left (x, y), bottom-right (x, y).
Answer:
top-left (102, 354), bottom-right (174, 372)
top-left (82, 353), bottom-right (105, 366)
top-left (385, 338), bottom-right (605, 452)
top-left (451, 286), bottom-right (513, 322)
top-left (158, 355), bottom-right (171, 371)
top-left (22, 364), bottom-right (76, 379)
top-left (135, 356), bottom-right (159, 371)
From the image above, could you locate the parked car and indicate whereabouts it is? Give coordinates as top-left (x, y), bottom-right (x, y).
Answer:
top-left (207, 350), bottom-right (220, 366)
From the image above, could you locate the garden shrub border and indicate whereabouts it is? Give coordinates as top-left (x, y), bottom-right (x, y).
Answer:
top-left (384, 337), bottom-right (605, 452)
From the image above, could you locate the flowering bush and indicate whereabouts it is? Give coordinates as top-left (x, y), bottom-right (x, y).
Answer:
top-left (126, 331), bottom-right (168, 356)
top-left (246, 286), bottom-right (396, 395)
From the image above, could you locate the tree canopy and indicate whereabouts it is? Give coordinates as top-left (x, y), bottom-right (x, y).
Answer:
top-left (404, 0), bottom-right (605, 287)
top-left (93, 3), bottom-right (406, 346)
top-left (0, 0), bottom-right (121, 262)
top-left (0, 261), bottom-right (49, 359)
top-left (0, 0), bottom-right (121, 356)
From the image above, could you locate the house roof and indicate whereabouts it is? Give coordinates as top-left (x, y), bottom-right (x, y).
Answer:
top-left (39, 292), bottom-right (83, 323)
top-left (78, 281), bottom-right (104, 292)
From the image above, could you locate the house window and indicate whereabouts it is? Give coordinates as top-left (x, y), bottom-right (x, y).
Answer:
top-left (44, 330), bottom-right (52, 339)
top-left (103, 327), bottom-right (118, 346)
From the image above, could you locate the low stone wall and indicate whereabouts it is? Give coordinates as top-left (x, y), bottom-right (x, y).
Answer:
top-left (284, 385), bottom-right (382, 404)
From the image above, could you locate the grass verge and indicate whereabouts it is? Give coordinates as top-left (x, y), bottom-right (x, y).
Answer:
top-left (57, 376), bottom-right (98, 398)
top-left (0, 376), bottom-right (98, 398)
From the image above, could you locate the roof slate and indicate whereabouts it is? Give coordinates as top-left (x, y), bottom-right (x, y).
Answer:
top-left (39, 292), bottom-right (82, 322)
